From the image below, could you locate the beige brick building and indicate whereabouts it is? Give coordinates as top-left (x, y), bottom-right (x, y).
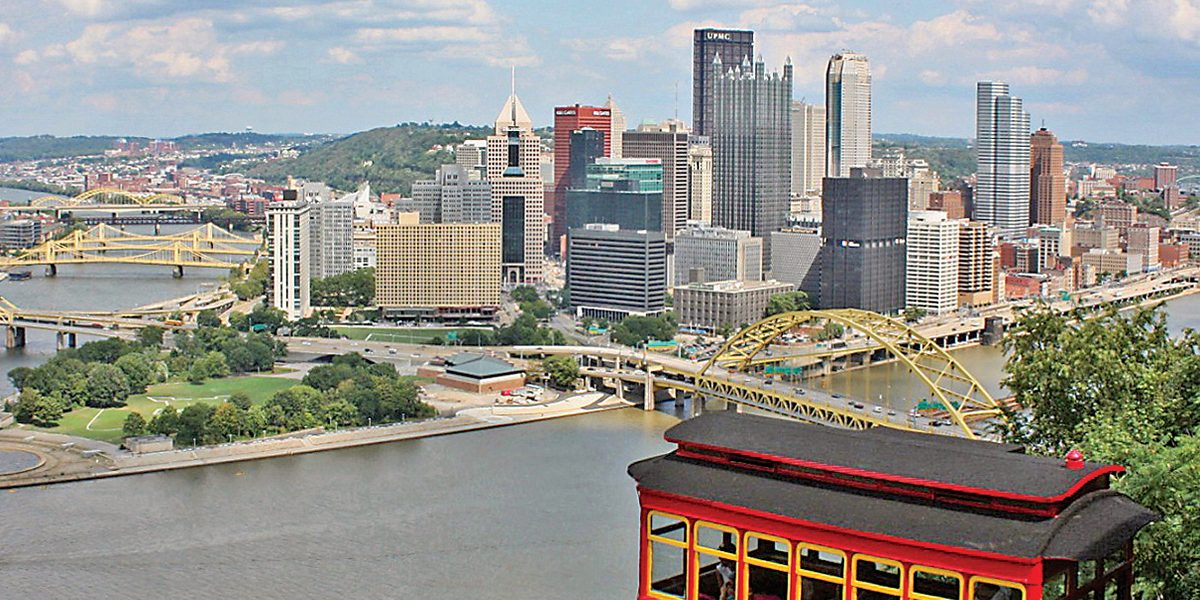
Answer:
top-left (375, 216), bottom-right (501, 320)
top-left (675, 279), bottom-right (794, 330)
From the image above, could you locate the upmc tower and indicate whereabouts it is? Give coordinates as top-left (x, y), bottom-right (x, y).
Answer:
top-left (692, 28), bottom-right (754, 137)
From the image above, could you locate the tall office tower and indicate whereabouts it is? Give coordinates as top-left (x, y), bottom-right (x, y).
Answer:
top-left (1154, 163), bottom-right (1178, 190)
top-left (975, 81), bottom-right (1031, 239)
top-left (410, 164), bottom-right (493, 225)
top-left (266, 194), bottom-right (310, 319)
top-left (825, 52), bottom-right (872, 177)
top-left (688, 137), bottom-right (713, 224)
top-left (820, 172), bottom-right (908, 313)
top-left (455, 140), bottom-right (488, 179)
top-left (1030, 127), bottom-right (1066, 226)
top-left (552, 105), bottom-right (612, 245)
top-left (710, 54), bottom-right (792, 272)
top-left (567, 224), bottom-right (667, 321)
top-left (791, 100), bottom-right (826, 196)
top-left (567, 128), bottom-right (606, 189)
top-left (906, 211), bottom-right (961, 315)
top-left (565, 158), bottom-right (664, 233)
top-left (674, 224), bottom-right (763, 286)
top-left (769, 228), bottom-right (823, 300)
top-left (486, 88), bottom-right (545, 283)
top-left (308, 195), bottom-right (355, 279)
top-left (606, 95), bottom-right (626, 158)
top-left (1127, 224), bottom-right (1160, 271)
top-left (957, 220), bottom-right (994, 308)
top-left (375, 214), bottom-right (501, 321)
top-left (624, 120), bottom-right (690, 238)
top-left (692, 28), bottom-right (754, 136)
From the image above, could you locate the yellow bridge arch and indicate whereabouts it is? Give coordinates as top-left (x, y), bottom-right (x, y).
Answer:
top-left (30, 188), bottom-right (184, 208)
top-left (701, 308), bottom-right (1004, 438)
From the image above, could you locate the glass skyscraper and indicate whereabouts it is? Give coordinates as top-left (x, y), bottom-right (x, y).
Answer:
top-left (974, 81), bottom-right (1031, 240)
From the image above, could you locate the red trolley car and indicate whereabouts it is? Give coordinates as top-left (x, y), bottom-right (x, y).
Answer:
top-left (628, 412), bottom-right (1156, 600)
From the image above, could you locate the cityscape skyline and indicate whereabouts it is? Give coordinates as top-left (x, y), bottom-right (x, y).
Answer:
top-left (0, 0), bottom-right (1197, 144)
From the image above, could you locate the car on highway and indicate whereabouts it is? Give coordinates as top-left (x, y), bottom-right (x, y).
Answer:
top-left (831, 393), bottom-right (845, 399)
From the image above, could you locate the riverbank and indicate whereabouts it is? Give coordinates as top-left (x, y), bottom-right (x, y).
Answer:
top-left (0, 391), bottom-right (631, 489)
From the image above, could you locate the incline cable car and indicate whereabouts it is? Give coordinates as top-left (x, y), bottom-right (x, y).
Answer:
top-left (628, 412), bottom-right (1156, 600)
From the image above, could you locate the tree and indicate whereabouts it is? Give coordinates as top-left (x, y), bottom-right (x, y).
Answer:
top-left (208, 402), bottom-right (244, 442)
top-left (511, 285), bottom-right (539, 304)
top-left (903, 306), bottom-right (927, 323)
top-left (519, 299), bottom-right (554, 320)
top-left (176, 403), bottom-right (215, 446)
top-left (84, 363), bottom-right (131, 408)
top-left (542, 356), bottom-right (580, 389)
top-left (611, 313), bottom-right (678, 347)
top-left (137, 326), bottom-right (165, 348)
top-left (122, 412), bottom-right (148, 437)
top-left (230, 391), bottom-right (253, 411)
top-left (149, 408), bottom-right (180, 436)
top-left (115, 353), bottom-right (154, 394)
top-left (311, 268), bottom-right (375, 307)
top-left (196, 309), bottom-right (222, 328)
top-left (189, 351), bottom-right (230, 383)
top-left (765, 291), bottom-right (810, 316)
top-left (302, 363), bottom-right (358, 392)
top-left (813, 322), bottom-right (845, 342)
top-left (12, 389), bottom-right (63, 427)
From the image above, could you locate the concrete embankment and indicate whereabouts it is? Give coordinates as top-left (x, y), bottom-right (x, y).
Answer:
top-left (0, 392), bottom-right (630, 489)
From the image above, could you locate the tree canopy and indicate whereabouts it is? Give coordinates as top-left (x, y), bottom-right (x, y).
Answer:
top-left (311, 268), bottom-right (375, 307)
top-left (765, 291), bottom-right (810, 316)
top-left (611, 313), bottom-right (677, 347)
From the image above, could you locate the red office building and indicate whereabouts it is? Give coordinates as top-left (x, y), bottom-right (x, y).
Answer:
top-left (551, 104), bottom-right (612, 249)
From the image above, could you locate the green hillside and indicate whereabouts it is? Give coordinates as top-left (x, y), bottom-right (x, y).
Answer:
top-left (248, 123), bottom-right (492, 194)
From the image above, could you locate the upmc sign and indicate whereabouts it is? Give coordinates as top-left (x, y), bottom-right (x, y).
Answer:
top-left (705, 32), bottom-right (733, 41)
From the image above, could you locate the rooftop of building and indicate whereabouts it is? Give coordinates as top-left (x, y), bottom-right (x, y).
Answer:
top-left (677, 279), bottom-right (794, 293)
top-left (444, 353), bottom-right (523, 379)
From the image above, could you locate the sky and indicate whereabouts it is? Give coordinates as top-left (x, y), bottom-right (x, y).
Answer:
top-left (1, 0), bottom-right (1199, 144)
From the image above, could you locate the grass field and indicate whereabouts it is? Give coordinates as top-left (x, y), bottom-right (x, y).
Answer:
top-left (332, 326), bottom-right (491, 344)
top-left (34, 375), bottom-right (298, 444)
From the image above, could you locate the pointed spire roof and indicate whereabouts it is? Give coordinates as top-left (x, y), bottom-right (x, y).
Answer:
top-left (494, 67), bottom-right (532, 134)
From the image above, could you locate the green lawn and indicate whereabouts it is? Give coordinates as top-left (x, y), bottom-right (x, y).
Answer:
top-left (34, 375), bottom-right (298, 444)
top-left (332, 326), bottom-right (491, 344)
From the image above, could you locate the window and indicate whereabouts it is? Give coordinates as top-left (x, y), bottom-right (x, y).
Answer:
top-left (647, 512), bottom-right (689, 599)
top-left (852, 555), bottom-right (903, 600)
top-left (743, 533), bottom-right (790, 600)
top-left (910, 566), bottom-right (963, 600)
top-left (797, 544), bottom-right (846, 600)
top-left (695, 522), bottom-right (738, 600)
top-left (968, 577), bottom-right (1025, 600)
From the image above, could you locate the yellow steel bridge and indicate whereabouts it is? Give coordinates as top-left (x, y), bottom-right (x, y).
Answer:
top-left (28, 187), bottom-right (185, 208)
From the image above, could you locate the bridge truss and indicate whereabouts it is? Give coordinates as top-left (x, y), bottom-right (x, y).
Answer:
top-left (29, 187), bottom-right (184, 208)
top-left (0, 223), bottom-right (261, 271)
top-left (700, 309), bottom-right (1004, 438)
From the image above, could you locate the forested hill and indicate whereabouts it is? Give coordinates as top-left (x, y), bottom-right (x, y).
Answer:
top-left (0, 132), bottom-right (327, 163)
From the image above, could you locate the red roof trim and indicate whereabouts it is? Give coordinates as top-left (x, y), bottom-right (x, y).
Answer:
top-left (667, 436), bottom-right (1125, 506)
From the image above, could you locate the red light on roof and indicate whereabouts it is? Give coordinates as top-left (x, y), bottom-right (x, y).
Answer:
top-left (1065, 449), bottom-right (1085, 470)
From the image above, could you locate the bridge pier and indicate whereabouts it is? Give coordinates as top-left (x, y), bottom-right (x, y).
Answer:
top-left (56, 331), bottom-right (77, 350)
top-left (5, 326), bottom-right (25, 349)
top-left (173, 265), bottom-right (184, 278)
top-left (643, 370), bottom-right (655, 411)
top-left (45, 264), bottom-right (56, 277)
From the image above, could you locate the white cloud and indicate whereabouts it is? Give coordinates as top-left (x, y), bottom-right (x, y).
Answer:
top-left (919, 69), bottom-right (946, 85)
top-left (0, 23), bottom-right (13, 44)
top-left (984, 66), bottom-right (1089, 86)
top-left (667, 0), bottom-right (780, 10)
top-left (327, 46), bottom-right (361, 64)
top-left (57, 0), bottom-right (106, 17)
top-left (13, 49), bottom-right (37, 65)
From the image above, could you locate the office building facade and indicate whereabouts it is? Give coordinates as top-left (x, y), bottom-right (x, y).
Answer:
top-left (623, 121), bottom-right (690, 238)
top-left (826, 52), bottom-right (872, 177)
top-left (710, 54), bottom-right (792, 271)
top-left (975, 81), bottom-right (1031, 239)
top-left (307, 196), bottom-right (355, 280)
top-left (565, 158), bottom-right (664, 233)
top-left (958, 221), bottom-right (994, 307)
top-left (0, 219), bottom-right (42, 250)
top-left (674, 224), bottom-right (763, 286)
top-left (791, 100), bottom-right (826, 196)
top-left (551, 105), bottom-right (612, 244)
top-left (266, 197), bottom-right (310, 319)
top-left (567, 224), bottom-right (667, 321)
top-left (770, 228), bottom-right (823, 299)
top-left (688, 138), bottom-right (713, 224)
top-left (676, 279), bottom-right (795, 330)
top-left (906, 211), bottom-right (961, 315)
top-left (411, 164), bottom-right (493, 225)
top-left (487, 91), bottom-right (545, 283)
top-left (692, 28), bottom-right (754, 137)
top-left (1030, 127), bottom-right (1066, 226)
top-left (820, 173), bottom-right (907, 313)
top-left (375, 217), bottom-right (501, 320)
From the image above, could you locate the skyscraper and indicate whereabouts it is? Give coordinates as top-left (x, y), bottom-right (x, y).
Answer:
top-left (825, 52), bottom-right (872, 177)
top-left (623, 120), bottom-right (690, 238)
top-left (606, 94), bottom-right (626, 159)
top-left (906, 211), bottom-right (960, 315)
top-left (791, 100), bottom-right (826, 196)
top-left (975, 81), bottom-right (1031, 239)
top-left (411, 164), bottom-right (493, 225)
top-left (567, 224), bottom-right (667, 321)
top-left (1030, 127), bottom-right (1066, 227)
top-left (565, 158), bottom-right (663, 233)
top-left (307, 195), bottom-right (354, 279)
top-left (710, 54), bottom-right (792, 272)
top-left (486, 87), bottom-right (545, 284)
top-left (820, 171), bottom-right (907, 313)
top-left (551, 106), bottom-right (611, 245)
top-left (266, 194), bottom-right (310, 320)
top-left (688, 138), bottom-right (713, 225)
top-left (692, 28), bottom-right (754, 137)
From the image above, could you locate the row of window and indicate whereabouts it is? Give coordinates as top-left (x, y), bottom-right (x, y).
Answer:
top-left (646, 512), bottom-right (1025, 600)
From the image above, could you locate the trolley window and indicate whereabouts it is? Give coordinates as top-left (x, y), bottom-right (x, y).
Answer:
top-left (743, 533), bottom-right (790, 600)
top-left (647, 511), bottom-right (689, 599)
top-left (910, 566), bottom-right (963, 600)
top-left (797, 544), bottom-right (846, 600)
top-left (852, 555), bottom-right (903, 600)
top-left (695, 522), bottom-right (738, 600)
top-left (968, 577), bottom-right (1025, 600)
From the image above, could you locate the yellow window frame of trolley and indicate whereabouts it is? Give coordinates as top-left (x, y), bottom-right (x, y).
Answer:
top-left (851, 554), bottom-right (905, 599)
top-left (909, 565), bottom-right (965, 600)
top-left (646, 511), bottom-right (690, 600)
top-left (967, 576), bottom-right (1026, 600)
top-left (796, 543), bottom-right (848, 587)
top-left (741, 531), bottom-right (792, 600)
top-left (694, 521), bottom-right (739, 584)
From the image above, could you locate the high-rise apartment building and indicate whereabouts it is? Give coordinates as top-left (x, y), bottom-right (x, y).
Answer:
top-left (565, 158), bottom-right (664, 233)
top-left (308, 195), bottom-right (354, 279)
top-left (410, 164), bottom-right (493, 225)
top-left (906, 211), bottom-right (961, 315)
top-left (975, 81), bottom-right (1031, 239)
top-left (692, 28), bottom-right (754, 137)
top-left (957, 221), bottom-right (994, 307)
top-left (567, 224), bottom-right (667, 321)
top-left (1154, 163), bottom-right (1178, 191)
top-left (266, 196), bottom-right (310, 319)
top-left (710, 54), bottom-right (792, 272)
top-left (375, 215), bottom-right (501, 320)
top-left (1030, 127), bottom-right (1066, 226)
top-left (791, 100), bottom-right (826, 196)
top-left (820, 172), bottom-right (907, 313)
top-left (825, 52), bottom-right (872, 177)
top-left (623, 120), bottom-right (690, 238)
top-left (688, 138), bottom-right (713, 225)
top-left (551, 105), bottom-right (611, 245)
top-left (674, 224), bottom-right (763, 286)
top-left (486, 90), bottom-right (545, 283)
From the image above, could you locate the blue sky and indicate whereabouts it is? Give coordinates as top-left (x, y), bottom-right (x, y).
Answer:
top-left (1, 0), bottom-right (1198, 144)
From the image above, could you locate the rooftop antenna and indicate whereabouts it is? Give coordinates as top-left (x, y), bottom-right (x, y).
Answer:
top-left (510, 66), bottom-right (517, 125)
top-left (673, 82), bottom-right (678, 121)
